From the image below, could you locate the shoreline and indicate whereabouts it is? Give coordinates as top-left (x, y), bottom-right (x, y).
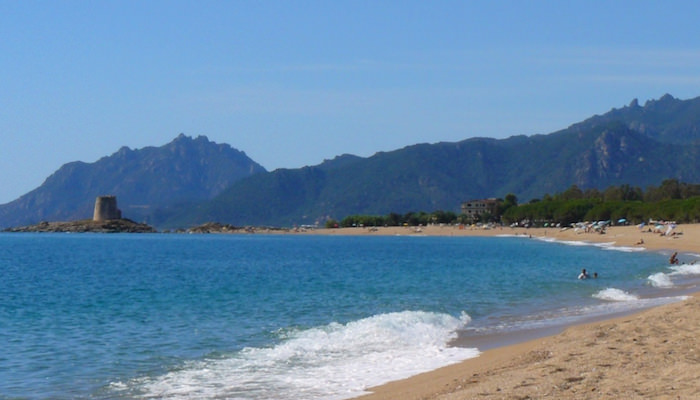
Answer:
top-left (355, 293), bottom-right (700, 399)
top-left (5, 223), bottom-right (698, 397)
top-left (296, 223), bottom-right (698, 254)
top-left (327, 223), bottom-right (700, 399)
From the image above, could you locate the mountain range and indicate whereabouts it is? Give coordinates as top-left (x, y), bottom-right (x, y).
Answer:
top-left (0, 134), bottom-right (266, 228)
top-left (2, 94), bottom-right (700, 229)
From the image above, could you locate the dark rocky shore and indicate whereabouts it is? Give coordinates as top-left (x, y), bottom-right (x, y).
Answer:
top-left (3, 219), bottom-right (157, 233)
top-left (2, 219), bottom-right (294, 234)
top-left (183, 222), bottom-right (290, 234)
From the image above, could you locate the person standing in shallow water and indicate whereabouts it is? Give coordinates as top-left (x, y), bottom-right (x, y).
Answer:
top-left (670, 252), bottom-right (680, 265)
top-left (578, 268), bottom-right (589, 280)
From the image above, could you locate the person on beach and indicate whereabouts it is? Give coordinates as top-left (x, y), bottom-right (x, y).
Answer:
top-left (578, 268), bottom-right (589, 279)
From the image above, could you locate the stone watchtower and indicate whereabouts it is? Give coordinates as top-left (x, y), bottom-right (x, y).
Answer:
top-left (93, 195), bottom-right (122, 221)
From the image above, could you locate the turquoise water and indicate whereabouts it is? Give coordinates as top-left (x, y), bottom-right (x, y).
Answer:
top-left (1, 232), bottom-right (697, 399)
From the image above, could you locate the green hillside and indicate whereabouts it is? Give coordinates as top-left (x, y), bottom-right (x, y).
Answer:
top-left (4, 94), bottom-right (700, 229)
top-left (161, 99), bottom-right (700, 227)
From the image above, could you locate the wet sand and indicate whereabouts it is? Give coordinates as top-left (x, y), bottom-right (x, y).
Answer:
top-left (308, 223), bottom-right (700, 399)
top-left (356, 293), bottom-right (700, 399)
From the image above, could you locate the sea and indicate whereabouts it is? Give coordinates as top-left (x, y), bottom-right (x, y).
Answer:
top-left (2, 231), bottom-right (700, 400)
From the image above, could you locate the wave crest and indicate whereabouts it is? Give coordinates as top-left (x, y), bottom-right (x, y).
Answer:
top-left (648, 272), bottom-right (674, 288)
top-left (117, 311), bottom-right (478, 400)
top-left (669, 263), bottom-right (700, 276)
top-left (593, 288), bottom-right (639, 302)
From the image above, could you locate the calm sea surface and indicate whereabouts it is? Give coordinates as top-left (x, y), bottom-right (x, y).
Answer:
top-left (1, 232), bottom-right (698, 400)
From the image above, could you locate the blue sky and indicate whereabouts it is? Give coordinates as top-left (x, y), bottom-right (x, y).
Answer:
top-left (2, 1), bottom-right (700, 204)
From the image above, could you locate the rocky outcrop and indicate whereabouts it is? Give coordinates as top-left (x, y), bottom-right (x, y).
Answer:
top-left (184, 222), bottom-right (289, 234)
top-left (3, 219), bottom-right (157, 233)
top-left (187, 222), bottom-right (240, 233)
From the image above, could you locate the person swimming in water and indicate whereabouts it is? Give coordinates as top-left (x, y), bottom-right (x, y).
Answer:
top-left (578, 268), bottom-right (589, 280)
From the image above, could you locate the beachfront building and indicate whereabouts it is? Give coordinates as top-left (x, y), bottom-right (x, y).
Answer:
top-left (460, 198), bottom-right (501, 221)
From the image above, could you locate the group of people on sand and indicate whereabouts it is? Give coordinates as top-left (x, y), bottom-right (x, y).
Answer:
top-left (578, 268), bottom-right (598, 280)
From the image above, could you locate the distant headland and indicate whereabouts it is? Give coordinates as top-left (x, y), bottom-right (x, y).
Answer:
top-left (2, 196), bottom-right (156, 233)
top-left (3, 218), bottom-right (157, 233)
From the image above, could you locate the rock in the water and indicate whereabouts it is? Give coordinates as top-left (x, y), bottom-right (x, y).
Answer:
top-left (3, 219), bottom-right (157, 233)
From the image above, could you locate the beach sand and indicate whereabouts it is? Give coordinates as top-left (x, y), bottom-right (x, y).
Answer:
top-left (299, 223), bottom-right (697, 254)
top-left (357, 294), bottom-right (700, 400)
top-left (300, 224), bottom-right (700, 399)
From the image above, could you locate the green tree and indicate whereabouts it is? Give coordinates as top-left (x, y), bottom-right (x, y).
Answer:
top-left (498, 193), bottom-right (518, 218)
top-left (553, 200), bottom-right (596, 225)
top-left (386, 212), bottom-right (402, 226)
top-left (504, 193), bottom-right (518, 207)
top-left (431, 210), bottom-right (457, 224)
top-left (558, 185), bottom-right (584, 201)
top-left (646, 179), bottom-right (682, 201)
top-left (583, 188), bottom-right (603, 200)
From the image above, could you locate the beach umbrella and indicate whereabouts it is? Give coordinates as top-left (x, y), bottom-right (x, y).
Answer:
top-left (618, 218), bottom-right (627, 224)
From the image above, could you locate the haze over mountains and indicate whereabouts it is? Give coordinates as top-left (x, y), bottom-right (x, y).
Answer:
top-left (2, 94), bottom-right (700, 229)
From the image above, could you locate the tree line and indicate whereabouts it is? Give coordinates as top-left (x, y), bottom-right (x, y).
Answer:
top-left (326, 179), bottom-right (700, 228)
top-left (502, 179), bottom-right (700, 226)
top-left (326, 210), bottom-right (464, 229)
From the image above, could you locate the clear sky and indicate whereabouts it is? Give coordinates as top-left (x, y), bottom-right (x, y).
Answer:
top-left (2, 1), bottom-right (700, 204)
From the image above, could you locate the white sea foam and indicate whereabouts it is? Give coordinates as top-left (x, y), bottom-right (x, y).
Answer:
top-left (566, 240), bottom-right (644, 253)
top-left (470, 295), bottom-right (687, 334)
top-left (122, 311), bottom-right (478, 400)
top-left (599, 244), bottom-right (645, 253)
top-left (591, 242), bottom-right (616, 248)
top-left (593, 288), bottom-right (639, 302)
top-left (668, 263), bottom-right (700, 276)
top-left (533, 236), bottom-right (644, 252)
top-left (643, 260), bottom-right (700, 289)
top-left (578, 295), bottom-right (688, 317)
top-left (562, 239), bottom-right (608, 247)
top-left (648, 272), bottom-right (674, 288)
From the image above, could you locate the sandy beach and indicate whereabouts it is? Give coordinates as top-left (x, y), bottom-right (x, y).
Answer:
top-left (300, 222), bottom-right (697, 254)
top-left (304, 223), bottom-right (700, 399)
